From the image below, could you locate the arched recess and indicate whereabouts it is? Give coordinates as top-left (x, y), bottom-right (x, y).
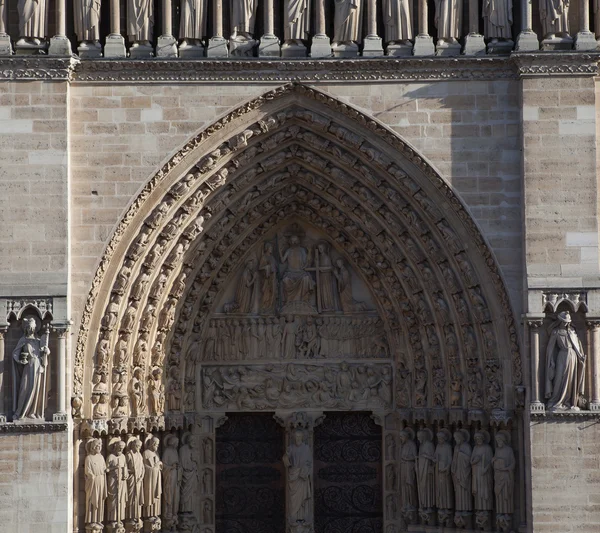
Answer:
top-left (72, 83), bottom-right (525, 530)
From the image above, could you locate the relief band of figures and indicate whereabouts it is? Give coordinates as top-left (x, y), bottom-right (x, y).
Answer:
top-left (384, 425), bottom-right (516, 532)
top-left (3, 0), bottom-right (599, 57)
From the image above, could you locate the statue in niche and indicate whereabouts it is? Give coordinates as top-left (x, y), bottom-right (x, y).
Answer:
top-left (435, 429), bottom-right (454, 526)
top-left (225, 257), bottom-right (259, 314)
top-left (417, 428), bottom-right (435, 523)
top-left (162, 434), bottom-right (181, 528)
top-left (129, 367), bottom-right (146, 417)
top-left (284, 0), bottom-right (310, 45)
top-left (539, 0), bottom-right (570, 39)
top-left (433, 0), bottom-right (462, 47)
top-left (471, 430), bottom-right (493, 521)
top-left (283, 428), bottom-right (313, 527)
top-left (399, 428), bottom-right (418, 524)
top-left (167, 366), bottom-right (182, 411)
top-left (315, 242), bottom-right (336, 312)
top-left (85, 438), bottom-right (108, 528)
top-left (259, 242), bottom-right (278, 313)
top-left (383, 0), bottom-right (412, 44)
top-left (545, 311), bottom-right (586, 411)
top-left (16, 0), bottom-right (47, 46)
top-left (385, 434), bottom-right (396, 461)
top-left (280, 231), bottom-right (315, 313)
top-left (202, 469), bottom-right (213, 495)
top-left (125, 437), bottom-right (145, 527)
top-left (179, 0), bottom-right (207, 49)
top-left (203, 499), bottom-right (213, 524)
top-left (492, 431), bottom-right (515, 531)
top-left (386, 494), bottom-right (397, 519)
top-left (148, 367), bottom-right (164, 415)
top-left (230, 0), bottom-right (258, 41)
top-left (203, 437), bottom-right (214, 464)
top-left (107, 439), bottom-right (129, 525)
top-left (452, 429), bottom-right (473, 519)
top-left (142, 436), bottom-right (162, 522)
top-left (333, 0), bottom-right (363, 45)
top-left (74, 0), bottom-right (101, 50)
top-left (334, 258), bottom-right (366, 313)
top-left (12, 318), bottom-right (50, 420)
top-left (127, 0), bottom-right (153, 49)
top-left (483, 0), bottom-right (512, 42)
top-left (386, 463), bottom-right (397, 491)
top-left (180, 433), bottom-right (200, 514)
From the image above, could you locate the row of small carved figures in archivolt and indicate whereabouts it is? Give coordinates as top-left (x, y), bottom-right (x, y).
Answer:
top-left (384, 426), bottom-right (516, 531)
top-left (82, 431), bottom-right (214, 532)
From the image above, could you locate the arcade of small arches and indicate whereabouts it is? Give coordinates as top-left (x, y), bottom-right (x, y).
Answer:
top-left (71, 84), bottom-right (525, 533)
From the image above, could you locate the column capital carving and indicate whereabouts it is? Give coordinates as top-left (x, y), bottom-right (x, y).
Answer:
top-left (274, 410), bottom-right (325, 431)
top-left (586, 319), bottom-right (600, 330)
top-left (526, 319), bottom-right (544, 329)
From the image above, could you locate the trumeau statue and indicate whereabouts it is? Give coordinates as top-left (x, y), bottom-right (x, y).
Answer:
top-left (333, 0), bottom-right (363, 44)
top-left (162, 434), bottom-right (181, 529)
top-left (74, 0), bottom-right (101, 48)
top-left (12, 317), bottom-right (50, 421)
top-left (85, 438), bottom-right (108, 529)
top-left (539, 0), bottom-right (570, 38)
top-left (106, 438), bottom-right (129, 525)
top-left (383, 0), bottom-right (413, 43)
top-left (493, 430), bottom-right (515, 531)
top-left (231, 0), bottom-right (258, 40)
top-left (284, 0), bottom-right (310, 44)
top-left (283, 428), bottom-right (313, 529)
top-left (483, 0), bottom-right (513, 41)
top-left (127, 0), bottom-right (154, 48)
top-left (433, 0), bottom-right (462, 44)
top-left (179, 0), bottom-right (207, 47)
top-left (17, 0), bottom-right (48, 45)
top-left (545, 311), bottom-right (586, 411)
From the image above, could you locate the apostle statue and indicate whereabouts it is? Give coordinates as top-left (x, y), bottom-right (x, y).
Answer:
top-left (398, 428), bottom-right (418, 523)
top-left (451, 429), bottom-right (472, 522)
top-left (493, 430), bottom-right (515, 531)
top-left (433, 0), bottom-right (462, 46)
top-left (259, 242), bottom-right (278, 312)
top-left (284, 0), bottom-right (310, 45)
top-left (106, 438), bottom-right (129, 525)
top-left (142, 436), bottom-right (163, 524)
top-left (179, 0), bottom-right (207, 48)
top-left (12, 317), bottom-right (50, 421)
top-left (16, 0), bottom-right (48, 46)
top-left (125, 437), bottom-right (145, 527)
top-left (85, 438), bottom-right (108, 528)
top-left (74, 0), bottom-right (102, 49)
top-left (231, 0), bottom-right (258, 41)
top-left (283, 429), bottom-right (313, 527)
top-left (483, 0), bottom-right (513, 42)
top-left (471, 430), bottom-right (493, 527)
top-left (162, 434), bottom-right (181, 528)
top-left (333, 0), bottom-right (363, 45)
top-left (539, 0), bottom-right (570, 39)
top-left (383, 0), bottom-right (413, 44)
top-left (435, 429), bottom-right (454, 526)
top-left (417, 428), bottom-right (435, 523)
top-left (280, 233), bottom-right (315, 312)
top-left (127, 0), bottom-right (154, 49)
top-left (180, 433), bottom-right (200, 514)
top-left (545, 311), bottom-right (585, 411)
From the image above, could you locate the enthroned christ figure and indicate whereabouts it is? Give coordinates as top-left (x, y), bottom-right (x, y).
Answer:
top-left (280, 234), bottom-right (315, 313)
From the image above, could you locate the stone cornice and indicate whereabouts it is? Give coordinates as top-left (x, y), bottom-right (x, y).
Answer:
top-left (0, 421), bottom-right (68, 433)
top-left (0, 54), bottom-right (599, 82)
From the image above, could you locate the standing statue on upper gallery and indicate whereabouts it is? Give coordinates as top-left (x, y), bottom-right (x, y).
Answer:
top-left (125, 437), bottom-right (145, 528)
top-left (106, 438), bottom-right (129, 526)
top-left (539, 0), bottom-right (570, 39)
top-left (12, 318), bottom-right (50, 420)
top-left (85, 438), bottom-right (108, 529)
top-left (179, 0), bottom-right (207, 49)
top-left (471, 430), bottom-right (493, 529)
top-left (452, 429), bottom-right (472, 526)
top-left (383, 0), bottom-right (413, 44)
top-left (399, 428), bottom-right (418, 524)
top-left (284, 0), bottom-right (310, 46)
top-left (545, 311), bottom-right (586, 411)
top-left (180, 433), bottom-right (200, 514)
top-left (483, 0), bottom-right (513, 42)
top-left (435, 429), bottom-right (454, 526)
top-left (283, 429), bottom-right (313, 528)
top-left (333, 0), bottom-right (364, 46)
top-left (74, 0), bottom-right (102, 50)
top-left (417, 428), bottom-right (436, 524)
top-left (433, 0), bottom-right (462, 47)
top-left (231, 0), bottom-right (258, 41)
top-left (280, 233), bottom-right (315, 313)
top-left (127, 0), bottom-right (153, 50)
top-left (162, 434), bottom-right (181, 529)
top-left (259, 242), bottom-right (278, 312)
top-left (492, 430), bottom-right (515, 532)
top-left (16, 0), bottom-right (48, 47)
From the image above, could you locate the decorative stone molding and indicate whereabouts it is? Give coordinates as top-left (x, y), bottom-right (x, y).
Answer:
top-left (512, 52), bottom-right (600, 76)
top-left (542, 291), bottom-right (588, 313)
top-left (0, 422), bottom-right (68, 433)
top-left (0, 57), bottom-right (76, 80)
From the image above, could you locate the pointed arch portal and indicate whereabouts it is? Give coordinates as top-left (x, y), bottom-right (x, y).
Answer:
top-left (73, 84), bottom-right (525, 533)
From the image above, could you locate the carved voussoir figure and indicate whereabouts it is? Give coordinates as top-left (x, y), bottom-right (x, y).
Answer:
top-left (545, 311), bottom-right (586, 411)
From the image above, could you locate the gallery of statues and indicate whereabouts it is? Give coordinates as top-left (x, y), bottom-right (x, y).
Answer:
top-left (2, 0), bottom-right (600, 531)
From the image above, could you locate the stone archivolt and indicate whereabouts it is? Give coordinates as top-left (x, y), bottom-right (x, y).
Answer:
top-left (73, 84), bottom-right (520, 432)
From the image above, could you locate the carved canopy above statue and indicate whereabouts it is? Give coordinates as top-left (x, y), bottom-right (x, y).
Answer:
top-left (73, 83), bottom-right (522, 431)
